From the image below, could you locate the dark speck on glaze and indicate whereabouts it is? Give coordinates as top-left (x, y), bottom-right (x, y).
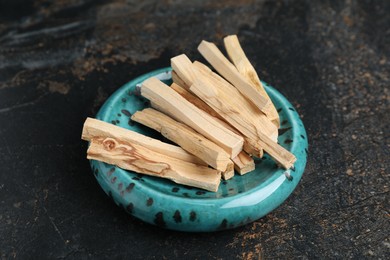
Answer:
top-left (217, 219), bottom-right (228, 230)
top-left (126, 203), bottom-right (134, 214)
top-left (173, 210), bottom-right (182, 223)
top-left (146, 198), bottom-right (153, 206)
top-left (278, 127), bottom-right (292, 136)
top-left (154, 212), bottom-right (166, 227)
top-left (125, 183), bottom-right (135, 193)
top-left (121, 109), bottom-right (132, 117)
top-left (189, 211), bottom-right (196, 222)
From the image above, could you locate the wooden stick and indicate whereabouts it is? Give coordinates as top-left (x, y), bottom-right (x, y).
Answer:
top-left (242, 137), bottom-right (264, 158)
top-left (82, 117), bottom-right (206, 165)
top-left (232, 152), bottom-right (255, 175)
top-left (171, 70), bottom-right (190, 91)
top-left (222, 161), bottom-right (235, 180)
top-left (189, 70), bottom-right (296, 169)
top-left (132, 108), bottom-right (232, 172)
top-left (198, 40), bottom-right (272, 114)
top-left (171, 81), bottom-right (264, 162)
top-left (257, 132), bottom-right (296, 169)
top-left (171, 81), bottom-right (264, 157)
top-left (192, 61), bottom-right (278, 142)
top-left (170, 55), bottom-right (274, 155)
top-left (141, 77), bottom-right (244, 158)
top-left (171, 54), bottom-right (198, 87)
top-left (87, 137), bottom-right (221, 192)
top-left (170, 82), bottom-right (221, 119)
top-left (224, 35), bottom-right (280, 127)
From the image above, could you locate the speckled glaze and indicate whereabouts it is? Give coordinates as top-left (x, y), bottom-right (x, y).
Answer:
top-left (90, 67), bottom-right (308, 232)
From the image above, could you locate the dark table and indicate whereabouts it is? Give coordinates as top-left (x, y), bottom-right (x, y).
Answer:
top-left (1, 0), bottom-right (389, 259)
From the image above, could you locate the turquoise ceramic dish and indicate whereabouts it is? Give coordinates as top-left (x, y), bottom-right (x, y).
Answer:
top-left (90, 67), bottom-right (308, 232)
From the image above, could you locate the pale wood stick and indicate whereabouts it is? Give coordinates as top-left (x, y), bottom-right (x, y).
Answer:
top-left (141, 77), bottom-right (244, 158)
top-left (170, 82), bottom-right (221, 119)
top-left (171, 81), bottom-right (264, 158)
top-left (198, 40), bottom-right (272, 114)
top-left (191, 62), bottom-right (295, 168)
top-left (190, 74), bottom-right (295, 169)
top-left (171, 70), bottom-right (190, 91)
top-left (224, 35), bottom-right (280, 127)
top-left (192, 61), bottom-right (278, 142)
top-left (132, 108), bottom-right (232, 172)
top-left (171, 56), bottom-right (273, 155)
top-left (242, 138), bottom-right (264, 158)
top-left (257, 132), bottom-right (296, 169)
top-left (232, 152), bottom-right (255, 175)
top-left (82, 117), bottom-right (206, 165)
top-left (222, 161), bottom-right (235, 180)
top-left (87, 137), bottom-right (221, 192)
top-left (173, 58), bottom-right (276, 142)
top-left (171, 54), bottom-right (198, 87)
top-left (171, 82), bottom-right (262, 168)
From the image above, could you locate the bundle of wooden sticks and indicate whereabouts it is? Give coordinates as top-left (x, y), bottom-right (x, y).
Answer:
top-left (82, 35), bottom-right (296, 192)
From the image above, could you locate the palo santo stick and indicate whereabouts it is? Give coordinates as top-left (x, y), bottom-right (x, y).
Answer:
top-left (171, 70), bottom-right (190, 91)
top-left (171, 54), bottom-right (198, 87)
top-left (132, 108), bottom-right (232, 172)
top-left (141, 77), bottom-right (244, 158)
top-left (87, 137), bottom-right (221, 192)
top-left (170, 83), bottom-right (221, 119)
top-left (224, 35), bottom-right (280, 127)
top-left (257, 132), bottom-right (296, 169)
top-left (190, 76), bottom-right (296, 169)
top-left (192, 60), bottom-right (278, 142)
top-left (82, 117), bottom-right (206, 165)
top-left (232, 152), bottom-right (255, 175)
top-left (198, 40), bottom-right (272, 114)
top-left (223, 161), bottom-right (235, 180)
top-left (171, 81), bottom-right (264, 157)
top-left (173, 57), bottom-right (277, 142)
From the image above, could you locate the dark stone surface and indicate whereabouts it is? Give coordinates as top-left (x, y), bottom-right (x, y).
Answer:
top-left (0, 0), bottom-right (389, 259)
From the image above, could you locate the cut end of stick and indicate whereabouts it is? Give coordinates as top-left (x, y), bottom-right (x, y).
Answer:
top-left (223, 35), bottom-right (280, 126)
top-left (198, 40), bottom-right (271, 113)
top-left (232, 152), bottom-right (255, 175)
top-left (132, 108), bottom-right (231, 172)
top-left (141, 77), bottom-right (244, 159)
top-left (222, 161), bottom-right (235, 180)
top-left (171, 54), bottom-right (197, 87)
top-left (84, 118), bottom-right (221, 192)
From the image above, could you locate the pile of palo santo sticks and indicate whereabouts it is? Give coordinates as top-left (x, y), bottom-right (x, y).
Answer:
top-left (82, 35), bottom-right (296, 192)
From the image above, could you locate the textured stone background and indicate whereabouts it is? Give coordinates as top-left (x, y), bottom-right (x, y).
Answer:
top-left (0, 0), bottom-right (388, 259)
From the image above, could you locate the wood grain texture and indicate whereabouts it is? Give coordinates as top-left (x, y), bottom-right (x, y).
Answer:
top-left (87, 137), bottom-right (221, 192)
top-left (198, 40), bottom-right (272, 114)
top-left (171, 80), bottom-right (265, 157)
top-left (131, 108), bottom-right (232, 171)
top-left (222, 161), bottom-right (235, 180)
top-left (82, 117), bottom-right (206, 165)
top-left (190, 65), bottom-right (296, 169)
top-left (141, 77), bottom-right (244, 158)
top-left (192, 61), bottom-right (278, 142)
top-left (170, 82), bottom-right (221, 119)
top-left (171, 70), bottom-right (190, 91)
top-left (224, 35), bottom-right (280, 127)
top-left (232, 152), bottom-right (255, 175)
